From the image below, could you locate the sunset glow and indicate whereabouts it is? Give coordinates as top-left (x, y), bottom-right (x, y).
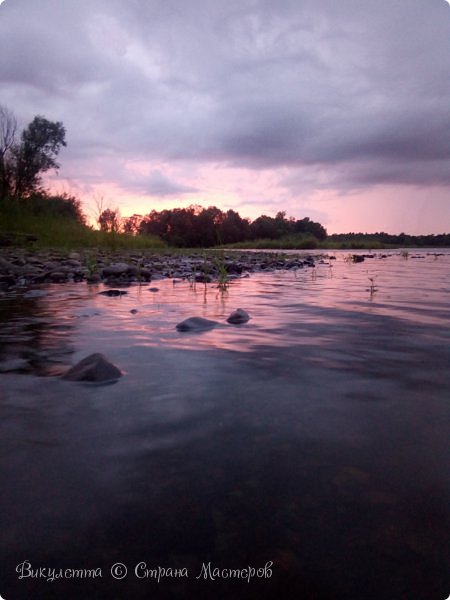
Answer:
top-left (2, 0), bottom-right (449, 234)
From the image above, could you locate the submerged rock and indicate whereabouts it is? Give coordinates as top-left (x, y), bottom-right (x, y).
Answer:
top-left (227, 308), bottom-right (250, 324)
top-left (62, 353), bottom-right (122, 383)
top-left (0, 358), bottom-right (29, 373)
top-left (98, 289), bottom-right (128, 297)
top-left (23, 289), bottom-right (47, 298)
top-left (176, 316), bottom-right (219, 332)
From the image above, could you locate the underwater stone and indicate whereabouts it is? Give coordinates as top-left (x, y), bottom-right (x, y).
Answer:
top-left (62, 353), bottom-right (122, 382)
top-left (98, 289), bottom-right (127, 296)
top-left (176, 316), bottom-right (219, 332)
top-left (0, 358), bottom-right (29, 373)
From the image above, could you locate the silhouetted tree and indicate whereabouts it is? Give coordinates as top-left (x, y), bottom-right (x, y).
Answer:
top-left (12, 115), bottom-right (66, 197)
top-left (122, 213), bottom-right (144, 235)
top-left (0, 105), bottom-right (17, 199)
top-left (293, 217), bottom-right (327, 240)
top-left (98, 208), bottom-right (121, 233)
top-left (218, 209), bottom-right (251, 244)
top-left (250, 215), bottom-right (279, 239)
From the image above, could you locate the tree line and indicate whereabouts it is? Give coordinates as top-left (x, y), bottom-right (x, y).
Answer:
top-left (327, 232), bottom-right (450, 248)
top-left (102, 206), bottom-right (328, 247)
top-left (3, 105), bottom-right (449, 249)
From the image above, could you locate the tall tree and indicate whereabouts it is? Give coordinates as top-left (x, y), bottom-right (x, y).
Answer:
top-left (12, 115), bottom-right (66, 197)
top-left (0, 104), bottom-right (17, 199)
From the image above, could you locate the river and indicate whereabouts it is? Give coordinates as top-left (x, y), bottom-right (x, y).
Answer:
top-left (1, 249), bottom-right (449, 599)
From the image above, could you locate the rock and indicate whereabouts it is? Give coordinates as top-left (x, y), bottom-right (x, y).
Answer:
top-left (130, 308), bottom-right (138, 314)
top-left (62, 353), bottom-right (122, 382)
top-left (0, 358), bottom-right (29, 373)
top-left (0, 275), bottom-right (16, 286)
top-left (102, 262), bottom-right (130, 276)
top-left (0, 257), bottom-right (15, 271)
top-left (352, 255), bottom-right (365, 263)
top-left (194, 273), bottom-right (212, 283)
top-left (225, 262), bottom-right (243, 274)
top-left (148, 287), bottom-right (159, 292)
top-left (98, 289), bottom-right (127, 296)
top-left (176, 316), bottom-right (219, 332)
top-left (49, 271), bottom-right (68, 282)
top-left (227, 308), bottom-right (250, 324)
top-left (23, 289), bottom-right (47, 298)
top-left (87, 274), bottom-right (102, 284)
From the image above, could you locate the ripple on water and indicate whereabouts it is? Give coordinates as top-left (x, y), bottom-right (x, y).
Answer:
top-left (0, 250), bottom-right (449, 599)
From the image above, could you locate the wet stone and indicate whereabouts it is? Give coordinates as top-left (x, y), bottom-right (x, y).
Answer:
top-left (176, 316), bottom-right (219, 332)
top-left (227, 308), bottom-right (250, 324)
top-left (102, 263), bottom-right (130, 276)
top-left (23, 290), bottom-right (47, 298)
top-left (0, 358), bottom-right (29, 373)
top-left (98, 289), bottom-right (128, 297)
top-left (62, 353), bottom-right (122, 383)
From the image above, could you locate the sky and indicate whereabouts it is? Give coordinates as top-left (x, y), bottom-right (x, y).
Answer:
top-left (1, 0), bottom-right (449, 234)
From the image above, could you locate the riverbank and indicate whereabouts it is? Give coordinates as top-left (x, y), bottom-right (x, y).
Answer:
top-left (0, 248), bottom-right (324, 288)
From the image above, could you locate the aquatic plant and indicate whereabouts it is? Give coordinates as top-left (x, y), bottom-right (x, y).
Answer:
top-left (84, 253), bottom-right (98, 277)
top-left (136, 259), bottom-right (143, 284)
top-left (367, 272), bottom-right (378, 298)
top-left (214, 255), bottom-right (229, 292)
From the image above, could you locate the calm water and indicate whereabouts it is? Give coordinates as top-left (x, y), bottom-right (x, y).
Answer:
top-left (1, 250), bottom-right (449, 600)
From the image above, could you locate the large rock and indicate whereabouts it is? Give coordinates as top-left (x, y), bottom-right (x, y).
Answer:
top-left (227, 308), bottom-right (250, 324)
top-left (62, 353), bottom-right (122, 382)
top-left (176, 317), bottom-right (219, 332)
top-left (102, 262), bottom-right (130, 276)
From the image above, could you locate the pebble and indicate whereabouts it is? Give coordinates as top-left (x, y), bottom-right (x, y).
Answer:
top-left (227, 308), bottom-right (250, 324)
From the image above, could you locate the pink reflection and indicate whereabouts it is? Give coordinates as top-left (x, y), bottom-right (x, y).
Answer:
top-left (66, 251), bottom-right (450, 356)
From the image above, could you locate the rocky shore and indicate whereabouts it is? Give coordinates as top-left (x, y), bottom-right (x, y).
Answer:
top-left (0, 248), bottom-right (323, 289)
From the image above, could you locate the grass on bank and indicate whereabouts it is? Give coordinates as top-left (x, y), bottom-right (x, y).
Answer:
top-left (323, 237), bottom-right (398, 250)
top-left (221, 234), bottom-right (320, 250)
top-left (221, 235), bottom-right (399, 250)
top-left (0, 198), bottom-right (165, 250)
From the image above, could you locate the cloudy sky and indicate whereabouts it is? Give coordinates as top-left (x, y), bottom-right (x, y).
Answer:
top-left (1, 0), bottom-right (449, 233)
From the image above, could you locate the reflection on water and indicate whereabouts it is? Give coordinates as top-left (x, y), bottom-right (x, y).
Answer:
top-left (0, 250), bottom-right (449, 599)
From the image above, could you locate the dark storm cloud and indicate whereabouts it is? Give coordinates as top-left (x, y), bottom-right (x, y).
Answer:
top-left (1, 0), bottom-right (449, 194)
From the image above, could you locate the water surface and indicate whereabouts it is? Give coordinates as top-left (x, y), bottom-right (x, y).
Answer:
top-left (1, 250), bottom-right (449, 599)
